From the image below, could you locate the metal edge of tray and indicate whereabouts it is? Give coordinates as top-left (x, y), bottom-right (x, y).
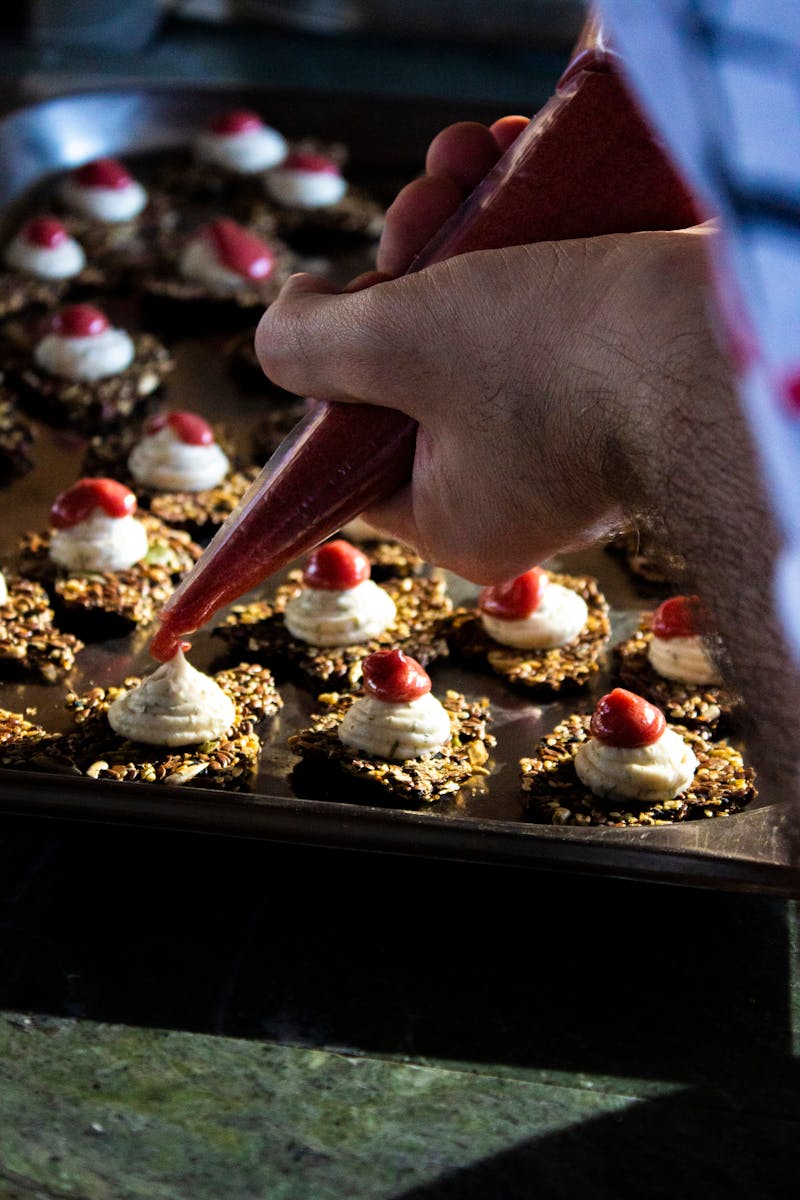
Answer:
top-left (0, 85), bottom-right (795, 894)
top-left (0, 769), bottom-right (796, 897)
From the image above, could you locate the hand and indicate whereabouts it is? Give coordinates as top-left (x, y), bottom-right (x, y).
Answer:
top-left (256, 121), bottom-right (715, 581)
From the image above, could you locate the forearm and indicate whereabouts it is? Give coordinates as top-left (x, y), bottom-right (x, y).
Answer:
top-left (616, 248), bottom-right (800, 802)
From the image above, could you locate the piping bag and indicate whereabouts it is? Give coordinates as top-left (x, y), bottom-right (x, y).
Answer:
top-left (151, 12), bottom-right (700, 662)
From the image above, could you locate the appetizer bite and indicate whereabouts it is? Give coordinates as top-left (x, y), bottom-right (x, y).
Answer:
top-left (520, 688), bottom-right (756, 827)
top-left (19, 477), bottom-right (201, 638)
top-left (56, 157), bottom-right (173, 276)
top-left (214, 539), bottom-right (450, 692)
top-left (142, 218), bottom-right (294, 323)
top-left (0, 649), bottom-right (282, 790)
top-left (3, 303), bottom-right (173, 433)
top-left (0, 216), bottom-right (102, 317)
top-left (289, 648), bottom-right (493, 808)
top-left (446, 566), bottom-right (609, 693)
top-left (613, 595), bottom-right (740, 732)
top-left (0, 566), bottom-right (83, 681)
top-left (257, 151), bottom-right (385, 241)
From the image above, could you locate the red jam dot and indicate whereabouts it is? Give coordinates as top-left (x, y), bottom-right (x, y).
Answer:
top-left (208, 109), bottom-right (264, 135)
top-left (304, 540), bottom-right (370, 590)
top-left (590, 688), bottom-right (666, 749)
top-left (203, 219), bottom-right (275, 281)
top-left (23, 217), bottom-right (67, 248)
top-left (362, 649), bottom-right (432, 703)
top-left (479, 567), bottom-right (548, 620)
top-left (652, 595), bottom-right (708, 640)
top-left (145, 411), bottom-right (214, 446)
top-left (282, 151), bottom-right (340, 175)
top-left (73, 158), bottom-right (133, 190)
top-left (51, 478), bottom-right (136, 530)
top-left (51, 304), bottom-right (109, 338)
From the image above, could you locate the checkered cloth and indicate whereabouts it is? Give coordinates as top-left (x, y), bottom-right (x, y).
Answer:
top-left (600, 0), bottom-right (800, 655)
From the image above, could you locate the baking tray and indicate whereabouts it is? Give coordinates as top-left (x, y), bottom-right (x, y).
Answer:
top-left (0, 87), bottom-right (796, 896)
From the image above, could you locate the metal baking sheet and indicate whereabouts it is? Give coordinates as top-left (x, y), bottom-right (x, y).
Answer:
top-left (0, 87), bottom-right (795, 896)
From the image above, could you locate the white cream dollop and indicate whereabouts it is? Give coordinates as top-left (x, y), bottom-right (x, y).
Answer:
top-left (574, 726), bottom-right (698, 804)
top-left (60, 177), bottom-right (148, 222)
top-left (338, 692), bottom-right (451, 761)
top-left (264, 167), bottom-right (347, 210)
top-left (195, 126), bottom-right (287, 173)
top-left (179, 237), bottom-right (247, 291)
top-left (284, 580), bottom-right (396, 646)
top-left (0, 570), bottom-right (7, 605)
top-left (107, 648), bottom-right (236, 747)
top-left (34, 327), bottom-right (135, 382)
top-left (647, 634), bottom-right (722, 686)
top-left (49, 508), bottom-right (148, 572)
top-left (128, 425), bottom-right (230, 492)
top-left (4, 231), bottom-right (86, 280)
top-left (481, 583), bottom-right (588, 650)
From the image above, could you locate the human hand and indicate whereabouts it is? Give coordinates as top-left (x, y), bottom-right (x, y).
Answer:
top-left (256, 119), bottom-right (716, 581)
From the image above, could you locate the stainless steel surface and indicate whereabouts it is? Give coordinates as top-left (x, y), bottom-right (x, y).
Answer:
top-left (0, 87), bottom-right (795, 895)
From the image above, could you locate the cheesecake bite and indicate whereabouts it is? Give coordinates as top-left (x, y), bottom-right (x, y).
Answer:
top-left (4, 303), bottom-right (172, 432)
top-left (289, 649), bottom-right (493, 808)
top-left (446, 566), bottom-right (609, 693)
top-left (19, 477), bottom-right (201, 638)
top-left (613, 595), bottom-right (741, 732)
top-left (521, 688), bottom-right (756, 827)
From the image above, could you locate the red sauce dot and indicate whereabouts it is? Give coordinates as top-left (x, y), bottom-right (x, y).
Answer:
top-left (282, 151), bottom-right (340, 175)
top-left (304, 540), bottom-right (370, 590)
top-left (145, 411), bottom-right (214, 446)
top-left (150, 623), bottom-right (187, 664)
top-left (73, 158), bottom-right (133, 190)
top-left (51, 477), bottom-right (137, 529)
top-left (208, 109), bottom-right (264, 135)
top-left (362, 649), bottom-right (431, 703)
top-left (652, 595), bottom-right (709, 640)
top-left (23, 217), bottom-right (67, 249)
top-left (51, 304), bottom-right (109, 338)
top-left (590, 688), bottom-right (666, 749)
top-left (203, 219), bottom-right (275, 281)
top-left (479, 567), bottom-right (548, 620)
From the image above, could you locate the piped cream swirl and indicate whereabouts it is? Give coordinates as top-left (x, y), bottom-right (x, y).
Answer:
top-left (647, 634), bottom-right (722, 685)
top-left (338, 692), bottom-right (451, 761)
top-left (128, 425), bottom-right (230, 492)
top-left (574, 727), bottom-right (698, 803)
top-left (284, 580), bottom-right (396, 646)
top-left (481, 582), bottom-right (588, 650)
top-left (49, 509), bottom-right (148, 572)
top-left (34, 328), bottom-right (135, 382)
top-left (107, 649), bottom-right (236, 747)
